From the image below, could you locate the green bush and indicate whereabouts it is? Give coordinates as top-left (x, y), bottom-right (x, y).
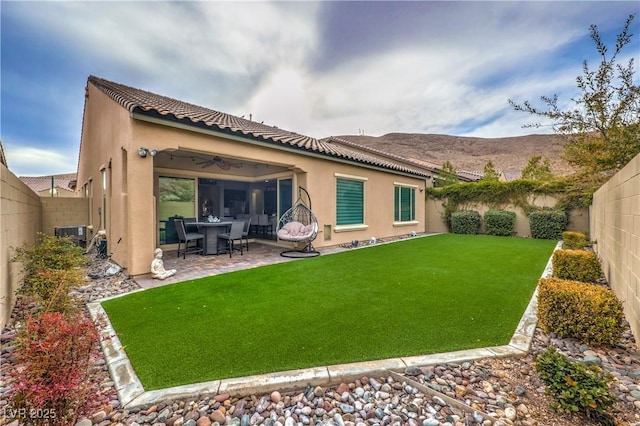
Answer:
top-left (553, 249), bottom-right (602, 282)
top-left (563, 231), bottom-right (589, 250)
top-left (12, 234), bottom-right (86, 312)
top-left (451, 210), bottom-right (481, 234)
top-left (529, 208), bottom-right (567, 239)
top-left (535, 347), bottom-right (615, 425)
top-left (538, 278), bottom-right (624, 346)
top-left (483, 210), bottom-right (516, 236)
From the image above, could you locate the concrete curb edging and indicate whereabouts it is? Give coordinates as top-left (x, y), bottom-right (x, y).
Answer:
top-left (89, 240), bottom-right (562, 409)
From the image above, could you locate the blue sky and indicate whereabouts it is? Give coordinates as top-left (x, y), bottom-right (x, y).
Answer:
top-left (1, 1), bottom-right (638, 176)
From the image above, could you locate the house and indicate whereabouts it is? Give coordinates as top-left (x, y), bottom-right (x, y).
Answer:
top-left (499, 170), bottom-right (523, 182)
top-left (77, 76), bottom-right (431, 276)
top-left (19, 173), bottom-right (77, 197)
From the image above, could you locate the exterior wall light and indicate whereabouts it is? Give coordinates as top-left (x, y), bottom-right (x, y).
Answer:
top-left (138, 147), bottom-right (157, 158)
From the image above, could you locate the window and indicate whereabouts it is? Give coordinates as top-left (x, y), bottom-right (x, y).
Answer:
top-left (158, 176), bottom-right (196, 244)
top-left (394, 185), bottom-right (416, 222)
top-left (336, 178), bottom-right (364, 226)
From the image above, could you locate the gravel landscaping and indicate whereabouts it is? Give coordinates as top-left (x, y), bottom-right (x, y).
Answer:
top-left (1, 252), bottom-right (639, 426)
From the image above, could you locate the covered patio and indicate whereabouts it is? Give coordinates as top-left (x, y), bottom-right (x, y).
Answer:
top-left (153, 149), bottom-right (298, 249)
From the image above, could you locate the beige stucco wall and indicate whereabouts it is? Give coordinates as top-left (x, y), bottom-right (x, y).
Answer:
top-left (0, 164), bottom-right (42, 329)
top-left (40, 197), bottom-right (90, 236)
top-left (591, 153), bottom-right (640, 342)
top-left (426, 195), bottom-right (589, 236)
top-left (77, 84), bottom-right (427, 277)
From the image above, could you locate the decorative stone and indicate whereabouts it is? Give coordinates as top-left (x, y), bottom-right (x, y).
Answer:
top-left (197, 416), bottom-right (212, 426)
top-left (405, 366), bottom-right (422, 376)
top-left (336, 383), bottom-right (350, 394)
top-left (270, 391), bottom-right (282, 403)
top-left (92, 410), bottom-right (107, 424)
top-left (209, 410), bottom-right (225, 424)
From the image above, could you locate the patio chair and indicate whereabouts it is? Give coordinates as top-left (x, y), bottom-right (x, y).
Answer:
top-left (175, 219), bottom-right (204, 259)
top-left (276, 187), bottom-right (319, 258)
top-left (241, 217), bottom-right (251, 251)
top-left (257, 214), bottom-right (272, 236)
top-left (217, 220), bottom-right (244, 257)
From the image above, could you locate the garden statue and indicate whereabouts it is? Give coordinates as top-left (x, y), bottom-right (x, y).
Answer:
top-left (151, 248), bottom-right (176, 280)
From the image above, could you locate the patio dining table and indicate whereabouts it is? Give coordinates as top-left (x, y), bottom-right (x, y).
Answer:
top-left (196, 221), bottom-right (232, 255)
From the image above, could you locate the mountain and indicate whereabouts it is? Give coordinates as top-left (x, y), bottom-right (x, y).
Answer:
top-left (333, 133), bottom-right (573, 176)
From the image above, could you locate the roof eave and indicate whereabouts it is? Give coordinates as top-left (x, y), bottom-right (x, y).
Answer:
top-left (131, 111), bottom-right (429, 180)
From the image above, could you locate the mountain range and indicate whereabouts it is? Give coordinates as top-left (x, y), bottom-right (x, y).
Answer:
top-left (334, 133), bottom-right (573, 176)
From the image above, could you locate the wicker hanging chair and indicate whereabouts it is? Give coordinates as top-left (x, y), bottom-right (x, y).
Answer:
top-left (276, 187), bottom-right (320, 257)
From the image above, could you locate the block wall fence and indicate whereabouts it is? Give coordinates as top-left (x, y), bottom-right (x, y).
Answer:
top-left (0, 164), bottom-right (42, 329)
top-left (591, 153), bottom-right (640, 342)
top-left (0, 166), bottom-right (89, 329)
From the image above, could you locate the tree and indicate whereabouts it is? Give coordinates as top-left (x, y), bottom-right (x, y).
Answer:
top-left (509, 14), bottom-right (639, 187)
top-left (481, 160), bottom-right (500, 182)
top-left (522, 155), bottom-right (554, 181)
top-left (436, 160), bottom-right (459, 187)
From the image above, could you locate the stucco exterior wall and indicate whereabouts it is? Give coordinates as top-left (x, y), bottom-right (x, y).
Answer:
top-left (425, 196), bottom-right (589, 236)
top-left (0, 164), bottom-right (42, 329)
top-left (78, 85), bottom-right (427, 277)
top-left (76, 83), bottom-right (135, 272)
top-left (591, 153), bottom-right (640, 342)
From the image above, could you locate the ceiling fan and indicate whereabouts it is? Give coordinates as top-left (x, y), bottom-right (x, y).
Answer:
top-left (195, 156), bottom-right (242, 171)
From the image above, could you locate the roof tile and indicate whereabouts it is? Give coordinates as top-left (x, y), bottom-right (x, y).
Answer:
top-left (88, 76), bottom-right (429, 178)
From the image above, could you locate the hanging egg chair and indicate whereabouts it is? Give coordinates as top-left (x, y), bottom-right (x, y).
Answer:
top-left (276, 186), bottom-right (320, 257)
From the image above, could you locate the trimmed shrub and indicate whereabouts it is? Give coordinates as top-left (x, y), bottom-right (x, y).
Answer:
top-left (12, 234), bottom-right (85, 312)
top-left (483, 210), bottom-right (516, 236)
top-left (538, 278), bottom-right (624, 346)
top-left (10, 312), bottom-right (100, 425)
top-left (553, 249), bottom-right (602, 282)
top-left (529, 208), bottom-right (567, 239)
top-left (451, 210), bottom-right (481, 234)
top-left (535, 347), bottom-right (615, 424)
top-left (563, 231), bottom-right (589, 250)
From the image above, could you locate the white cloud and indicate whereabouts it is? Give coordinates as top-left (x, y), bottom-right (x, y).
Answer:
top-left (4, 144), bottom-right (75, 177)
top-left (3, 0), bottom-right (637, 178)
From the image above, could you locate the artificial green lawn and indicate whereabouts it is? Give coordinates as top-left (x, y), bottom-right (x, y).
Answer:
top-left (101, 234), bottom-right (557, 390)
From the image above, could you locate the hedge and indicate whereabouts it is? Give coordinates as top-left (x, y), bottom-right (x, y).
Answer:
top-left (552, 249), bottom-right (602, 283)
top-left (483, 210), bottom-right (516, 236)
top-left (537, 278), bottom-right (624, 346)
top-left (562, 231), bottom-right (588, 250)
top-left (529, 208), bottom-right (567, 239)
top-left (451, 210), bottom-right (481, 234)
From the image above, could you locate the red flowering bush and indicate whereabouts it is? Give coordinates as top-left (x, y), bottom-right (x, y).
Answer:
top-left (10, 311), bottom-right (100, 425)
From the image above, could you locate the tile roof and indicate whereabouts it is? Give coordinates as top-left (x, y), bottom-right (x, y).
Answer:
top-left (322, 136), bottom-right (438, 175)
top-left (88, 76), bottom-right (430, 178)
top-left (501, 170), bottom-right (523, 181)
top-left (19, 174), bottom-right (77, 194)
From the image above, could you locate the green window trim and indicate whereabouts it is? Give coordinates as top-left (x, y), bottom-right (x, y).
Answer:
top-left (336, 178), bottom-right (364, 226)
top-left (394, 185), bottom-right (416, 222)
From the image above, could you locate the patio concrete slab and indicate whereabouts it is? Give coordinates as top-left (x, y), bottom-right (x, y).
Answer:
top-left (92, 238), bottom-right (562, 409)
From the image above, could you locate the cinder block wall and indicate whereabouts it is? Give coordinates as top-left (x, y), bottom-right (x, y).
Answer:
top-left (591, 153), bottom-right (640, 342)
top-left (0, 164), bottom-right (42, 329)
top-left (41, 197), bottom-right (89, 236)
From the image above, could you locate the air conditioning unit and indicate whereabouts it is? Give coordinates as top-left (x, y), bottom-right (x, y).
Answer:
top-left (54, 225), bottom-right (87, 248)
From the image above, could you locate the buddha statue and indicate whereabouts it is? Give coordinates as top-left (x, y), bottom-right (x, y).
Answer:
top-left (150, 248), bottom-right (177, 280)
